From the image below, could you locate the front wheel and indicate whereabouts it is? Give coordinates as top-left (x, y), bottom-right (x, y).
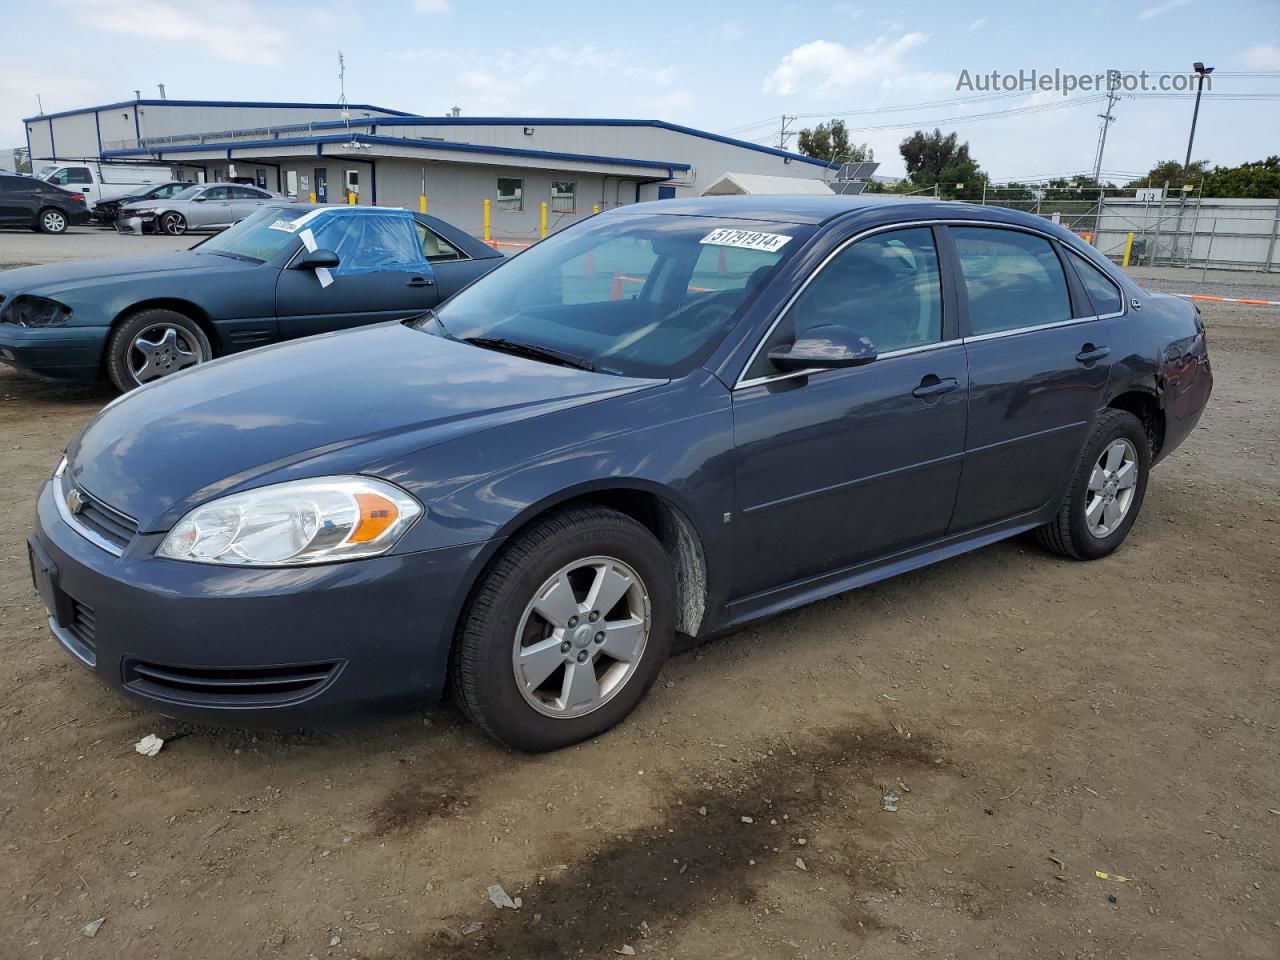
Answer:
top-left (105, 309), bottom-right (212, 392)
top-left (450, 506), bottom-right (675, 752)
top-left (159, 211), bottom-right (186, 236)
top-left (1036, 408), bottom-right (1151, 560)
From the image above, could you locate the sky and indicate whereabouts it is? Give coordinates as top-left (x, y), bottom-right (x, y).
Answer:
top-left (3, 0), bottom-right (1278, 182)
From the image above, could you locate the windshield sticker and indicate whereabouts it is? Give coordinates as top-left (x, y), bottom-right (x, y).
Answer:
top-left (699, 228), bottom-right (792, 253)
top-left (267, 219), bottom-right (301, 233)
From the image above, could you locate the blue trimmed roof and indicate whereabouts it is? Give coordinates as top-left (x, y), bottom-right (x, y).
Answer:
top-left (27, 98), bottom-right (835, 170)
top-left (103, 132), bottom-right (691, 174)
top-left (23, 98), bottom-right (417, 123)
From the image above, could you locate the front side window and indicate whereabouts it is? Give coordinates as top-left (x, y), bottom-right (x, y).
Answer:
top-left (777, 227), bottom-right (943, 357)
top-left (551, 180), bottom-right (575, 213)
top-left (953, 227), bottom-right (1070, 336)
top-left (429, 214), bottom-right (812, 378)
top-left (1067, 249), bottom-right (1124, 316)
top-left (311, 213), bottom-right (426, 271)
top-left (201, 187), bottom-right (231, 200)
top-left (49, 167), bottom-right (92, 185)
top-left (497, 177), bottom-right (523, 212)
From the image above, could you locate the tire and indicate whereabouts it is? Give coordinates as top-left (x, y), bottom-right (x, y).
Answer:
top-left (105, 308), bottom-right (212, 392)
top-left (37, 208), bottom-right (68, 234)
top-left (450, 506), bottom-right (676, 752)
top-left (1036, 409), bottom-right (1151, 560)
top-left (158, 211), bottom-right (186, 236)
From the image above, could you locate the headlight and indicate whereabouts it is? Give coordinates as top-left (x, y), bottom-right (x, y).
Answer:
top-left (10, 295), bottom-right (72, 327)
top-left (157, 476), bottom-right (422, 566)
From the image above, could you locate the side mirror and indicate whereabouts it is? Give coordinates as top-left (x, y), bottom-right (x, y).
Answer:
top-left (294, 248), bottom-right (340, 270)
top-left (768, 324), bottom-right (878, 371)
top-left (192, 195), bottom-right (207, 202)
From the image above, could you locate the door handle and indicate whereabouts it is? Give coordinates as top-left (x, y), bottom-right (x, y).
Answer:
top-left (912, 375), bottom-right (959, 399)
top-left (406, 276), bottom-right (435, 287)
top-left (1076, 344), bottom-right (1111, 364)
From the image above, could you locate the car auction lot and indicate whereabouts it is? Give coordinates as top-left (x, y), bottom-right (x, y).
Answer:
top-left (1, 290), bottom-right (1276, 958)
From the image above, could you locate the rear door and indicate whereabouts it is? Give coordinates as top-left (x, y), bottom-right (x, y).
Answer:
top-left (948, 225), bottom-right (1112, 532)
top-left (189, 186), bottom-right (235, 227)
top-left (0, 175), bottom-right (30, 224)
top-left (274, 211), bottom-right (440, 339)
top-left (229, 186), bottom-right (271, 222)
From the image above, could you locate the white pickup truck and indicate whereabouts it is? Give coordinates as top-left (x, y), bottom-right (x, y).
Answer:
top-left (35, 162), bottom-right (174, 206)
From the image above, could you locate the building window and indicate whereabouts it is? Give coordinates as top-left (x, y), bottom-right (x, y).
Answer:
top-left (497, 177), bottom-right (523, 212)
top-left (285, 170), bottom-right (298, 198)
top-left (551, 180), bottom-right (575, 213)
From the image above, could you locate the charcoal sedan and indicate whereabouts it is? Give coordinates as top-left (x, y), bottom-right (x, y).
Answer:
top-left (29, 195), bottom-right (1212, 751)
top-left (0, 204), bottom-right (502, 391)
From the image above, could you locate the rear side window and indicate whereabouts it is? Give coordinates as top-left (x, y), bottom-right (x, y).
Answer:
top-left (786, 227), bottom-right (943, 354)
top-left (1067, 249), bottom-right (1124, 316)
top-left (415, 223), bottom-right (465, 262)
top-left (953, 227), bottom-right (1070, 336)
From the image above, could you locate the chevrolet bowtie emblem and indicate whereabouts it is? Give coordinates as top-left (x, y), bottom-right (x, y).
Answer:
top-left (66, 488), bottom-right (85, 515)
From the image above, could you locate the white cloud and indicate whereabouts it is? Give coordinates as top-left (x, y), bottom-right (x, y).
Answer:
top-left (59, 0), bottom-right (285, 65)
top-left (969, 17), bottom-right (987, 30)
top-left (412, 0), bottom-right (449, 11)
top-left (762, 33), bottom-right (940, 96)
top-left (1241, 44), bottom-right (1280, 69)
top-left (1138, 0), bottom-right (1191, 20)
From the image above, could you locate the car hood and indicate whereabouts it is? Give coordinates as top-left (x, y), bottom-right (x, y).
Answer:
top-left (0, 252), bottom-right (248, 298)
top-left (66, 322), bottom-right (661, 530)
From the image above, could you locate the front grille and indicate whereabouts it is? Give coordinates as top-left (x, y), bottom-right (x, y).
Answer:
top-left (61, 473), bottom-right (139, 552)
top-left (67, 599), bottom-right (96, 651)
top-left (123, 659), bottom-right (343, 708)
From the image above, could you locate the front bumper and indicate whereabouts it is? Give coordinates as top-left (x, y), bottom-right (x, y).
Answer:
top-left (0, 322), bottom-right (108, 382)
top-left (31, 477), bottom-right (486, 725)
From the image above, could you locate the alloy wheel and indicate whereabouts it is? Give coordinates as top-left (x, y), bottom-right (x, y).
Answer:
top-left (511, 556), bottom-right (651, 719)
top-left (161, 212), bottom-right (185, 235)
top-left (1085, 438), bottom-right (1139, 538)
top-left (127, 324), bottom-right (204, 384)
top-left (42, 211), bottom-right (66, 232)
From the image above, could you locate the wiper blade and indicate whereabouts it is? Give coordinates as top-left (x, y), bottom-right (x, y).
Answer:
top-left (414, 308), bottom-right (457, 340)
top-left (463, 337), bottom-right (596, 372)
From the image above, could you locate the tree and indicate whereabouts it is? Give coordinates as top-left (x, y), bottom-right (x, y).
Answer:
top-left (797, 120), bottom-right (872, 164)
top-left (1126, 159), bottom-right (1210, 190)
top-left (1200, 157), bottom-right (1280, 199)
top-left (898, 128), bottom-right (985, 198)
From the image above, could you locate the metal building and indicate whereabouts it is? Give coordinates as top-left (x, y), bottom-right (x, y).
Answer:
top-left (23, 99), bottom-right (839, 241)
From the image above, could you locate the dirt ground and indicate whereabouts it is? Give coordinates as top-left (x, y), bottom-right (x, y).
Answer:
top-left (1, 289), bottom-right (1277, 959)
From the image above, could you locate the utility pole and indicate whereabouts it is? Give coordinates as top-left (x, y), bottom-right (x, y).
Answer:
top-left (1184, 62), bottom-right (1214, 172)
top-left (777, 115), bottom-right (796, 150)
top-left (1091, 70), bottom-right (1120, 185)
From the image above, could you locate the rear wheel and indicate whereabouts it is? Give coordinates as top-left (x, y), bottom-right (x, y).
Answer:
top-left (159, 211), bottom-right (186, 236)
top-left (37, 208), bottom-right (68, 234)
top-left (450, 506), bottom-right (675, 752)
top-left (105, 309), bottom-right (212, 392)
top-left (1036, 408), bottom-right (1150, 560)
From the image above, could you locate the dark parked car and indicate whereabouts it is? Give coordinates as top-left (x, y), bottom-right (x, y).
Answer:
top-left (0, 204), bottom-right (502, 391)
top-left (28, 196), bottom-right (1212, 751)
top-left (92, 181), bottom-right (194, 224)
top-left (0, 174), bottom-right (91, 234)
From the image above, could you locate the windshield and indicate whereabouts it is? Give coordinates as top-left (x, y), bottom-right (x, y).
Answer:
top-left (429, 214), bottom-right (811, 378)
top-left (198, 205), bottom-right (307, 262)
top-left (36, 165), bottom-right (57, 180)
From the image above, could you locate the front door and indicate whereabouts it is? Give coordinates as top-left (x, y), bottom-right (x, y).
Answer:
top-left (314, 168), bottom-right (328, 204)
top-left (275, 211), bottom-right (439, 339)
top-left (188, 186), bottom-right (235, 227)
top-left (947, 225), bottom-right (1113, 532)
top-left (730, 226), bottom-right (968, 599)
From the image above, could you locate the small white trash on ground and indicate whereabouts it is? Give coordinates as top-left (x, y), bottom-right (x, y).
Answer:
top-left (134, 734), bottom-right (164, 757)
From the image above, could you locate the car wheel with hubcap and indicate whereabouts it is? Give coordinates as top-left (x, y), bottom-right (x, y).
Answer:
top-left (451, 505), bottom-right (675, 752)
top-left (1036, 408), bottom-right (1150, 560)
top-left (159, 211), bottom-right (186, 235)
top-left (37, 208), bottom-right (68, 234)
top-left (105, 309), bottom-right (212, 392)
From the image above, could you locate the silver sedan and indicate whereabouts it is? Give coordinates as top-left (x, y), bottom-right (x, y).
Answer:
top-left (117, 183), bottom-right (281, 235)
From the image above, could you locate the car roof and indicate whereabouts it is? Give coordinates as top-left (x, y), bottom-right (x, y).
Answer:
top-left (615, 193), bottom-right (1090, 244)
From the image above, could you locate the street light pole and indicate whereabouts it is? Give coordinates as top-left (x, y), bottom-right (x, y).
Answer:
top-left (1184, 62), bottom-right (1214, 173)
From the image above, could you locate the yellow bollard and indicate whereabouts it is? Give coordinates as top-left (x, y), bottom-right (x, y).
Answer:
top-left (592, 204), bottom-right (600, 215)
top-left (419, 195), bottom-right (427, 214)
top-left (1122, 231), bottom-right (1134, 267)
top-left (308, 191), bottom-right (317, 204)
top-left (347, 191), bottom-right (357, 206)
top-left (540, 201), bottom-right (548, 239)
top-left (483, 198), bottom-right (491, 245)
